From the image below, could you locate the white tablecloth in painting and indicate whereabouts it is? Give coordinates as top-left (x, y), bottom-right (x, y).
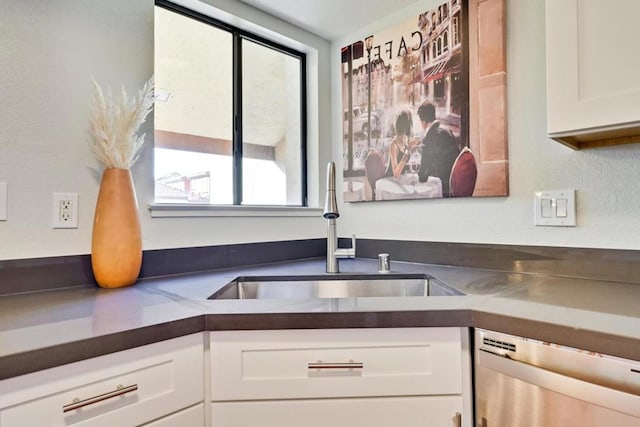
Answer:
top-left (343, 180), bottom-right (365, 202)
top-left (375, 174), bottom-right (442, 200)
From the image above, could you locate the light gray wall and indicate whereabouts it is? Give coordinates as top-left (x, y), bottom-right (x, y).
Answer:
top-left (2, 0), bottom-right (639, 261)
top-left (331, 0), bottom-right (640, 250)
top-left (0, 0), bottom-right (331, 260)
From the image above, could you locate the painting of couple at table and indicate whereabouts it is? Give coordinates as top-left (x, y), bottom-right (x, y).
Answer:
top-left (341, 0), bottom-right (508, 202)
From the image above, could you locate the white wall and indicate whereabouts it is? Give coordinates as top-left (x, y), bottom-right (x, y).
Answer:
top-left (0, 0), bottom-right (331, 260)
top-left (2, 0), bottom-right (640, 262)
top-left (332, 0), bottom-right (640, 250)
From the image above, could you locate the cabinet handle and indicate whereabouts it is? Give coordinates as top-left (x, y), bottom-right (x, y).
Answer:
top-left (454, 412), bottom-right (462, 427)
top-left (308, 360), bottom-right (364, 370)
top-left (63, 384), bottom-right (138, 413)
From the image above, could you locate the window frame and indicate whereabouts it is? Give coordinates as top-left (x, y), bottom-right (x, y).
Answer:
top-left (154, 0), bottom-right (308, 208)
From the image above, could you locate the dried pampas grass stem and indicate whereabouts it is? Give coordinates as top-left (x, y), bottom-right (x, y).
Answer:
top-left (89, 76), bottom-right (154, 170)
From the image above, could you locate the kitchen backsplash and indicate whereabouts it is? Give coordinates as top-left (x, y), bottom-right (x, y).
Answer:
top-left (1, 238), bottom-right (639, 295)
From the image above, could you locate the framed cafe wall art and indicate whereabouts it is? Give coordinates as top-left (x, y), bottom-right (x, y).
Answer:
top-left (341, 0), bottom-right (508, 202)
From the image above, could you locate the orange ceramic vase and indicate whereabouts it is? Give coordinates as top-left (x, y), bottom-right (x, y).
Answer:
top-left (91, 168), bottom-right (142, 288)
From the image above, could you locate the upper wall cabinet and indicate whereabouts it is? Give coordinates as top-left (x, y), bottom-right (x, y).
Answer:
top-left (545, 0), bottom-right (640, 149)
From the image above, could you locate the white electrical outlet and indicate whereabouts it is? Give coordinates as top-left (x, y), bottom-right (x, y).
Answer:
top-left (53, 193), bottom-right (78, 228)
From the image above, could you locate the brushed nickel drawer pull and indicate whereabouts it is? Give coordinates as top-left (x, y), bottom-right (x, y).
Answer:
top-left (63, 384), bottom-right (138, 413)
top-left (308, 360), bottom-right (364, 370)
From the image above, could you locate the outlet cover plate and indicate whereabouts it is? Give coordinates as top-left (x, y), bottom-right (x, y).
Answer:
top-left (53, 192), bottom-right (78, 229)
top-left (0, 182), bottom-right (7, 221)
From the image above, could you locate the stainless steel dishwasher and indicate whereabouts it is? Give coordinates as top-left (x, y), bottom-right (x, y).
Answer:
top-left (475, 329), bottom-right (640, 426)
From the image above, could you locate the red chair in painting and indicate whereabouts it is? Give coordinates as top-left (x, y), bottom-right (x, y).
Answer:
top-left (364, 150), bottom-right (386, 200)
top-left (449, 147), bottom-right (477, 197)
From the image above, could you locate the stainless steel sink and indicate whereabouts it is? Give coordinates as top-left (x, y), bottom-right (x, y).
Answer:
top-left (208, 274), bottom-right (464, 300)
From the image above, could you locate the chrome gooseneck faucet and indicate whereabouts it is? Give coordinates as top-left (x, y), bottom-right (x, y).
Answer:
top-left (323, 162), bottom-right (355, 273)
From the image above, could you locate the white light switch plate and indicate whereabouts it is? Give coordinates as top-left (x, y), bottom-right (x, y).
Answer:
top-left (534, 189), bottom-right (576, 226)
top-left (0, 182), bottom-right (7, 221)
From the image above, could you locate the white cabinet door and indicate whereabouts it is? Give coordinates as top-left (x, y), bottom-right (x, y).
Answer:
top-left (212, 396), bottom-right (463, 427)
top-left (0, 334), bottom-right (204, 427)
top-left (210, 328), bottom-right (472, 426)
top-left (142, 404), bottom-right (204, 426)
top-left (545, 0), bottom-right (640, 147)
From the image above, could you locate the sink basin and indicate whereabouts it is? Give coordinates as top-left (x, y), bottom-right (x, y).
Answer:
top-left (208, 274), bottom-right (464, 300)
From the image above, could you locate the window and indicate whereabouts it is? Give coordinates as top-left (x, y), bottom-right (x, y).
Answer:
top-left (453, 16), bottom-right (460, 46)
top-left (154, 1), bottom-right (307, 207)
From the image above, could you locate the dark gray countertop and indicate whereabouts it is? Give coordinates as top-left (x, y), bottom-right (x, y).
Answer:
top-left (1, 258), bottom-right (639, 380)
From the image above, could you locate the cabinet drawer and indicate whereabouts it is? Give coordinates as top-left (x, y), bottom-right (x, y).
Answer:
top-left (0, 333), bottom-right (204, 427)
top-left (211, 396), bottom-right (463, 427)
top-left (211, 328), bottom-right (463, 400)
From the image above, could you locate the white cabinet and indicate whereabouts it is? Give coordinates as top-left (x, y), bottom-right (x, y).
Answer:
top-left (211, 396), bottom-right (462, 427)
top-left (210, 328), bottom-right (471, 427)
top-left (142, 404), bottom-right (204, 426)
top-left (0, 333), bottom-right (204, 427)
top-left (0, 328), bottom-right (471, 426)
top-left (545, 0), bottom-right (640, 149)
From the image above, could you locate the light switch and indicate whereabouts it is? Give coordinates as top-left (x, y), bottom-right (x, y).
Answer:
top-left (534, 190), bottom-right (576, 226)
top-left (556, 198), bottom-right (568, 217)
top-left (0, 182), bottom-right (6, 221)
top-left (541, 198), bottom-right (553, 218)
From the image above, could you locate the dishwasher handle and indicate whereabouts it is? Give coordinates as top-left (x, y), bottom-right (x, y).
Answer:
top-left (478, 350), bottom-right (640, 418)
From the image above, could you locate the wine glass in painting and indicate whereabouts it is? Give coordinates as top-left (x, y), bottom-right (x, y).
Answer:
top-left (408, 145), bottom-right (421, 185)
